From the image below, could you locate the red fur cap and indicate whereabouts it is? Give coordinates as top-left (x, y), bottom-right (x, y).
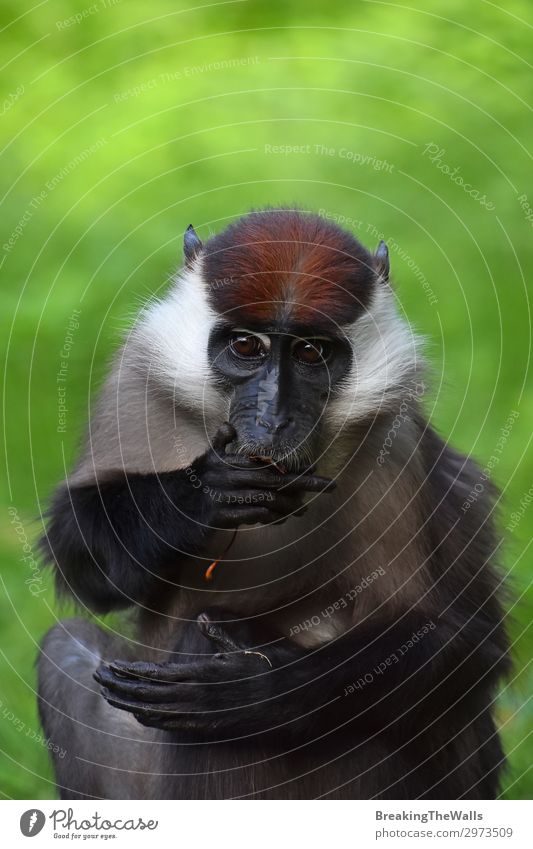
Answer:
top-left (201, 208), bottom-right (377, 327)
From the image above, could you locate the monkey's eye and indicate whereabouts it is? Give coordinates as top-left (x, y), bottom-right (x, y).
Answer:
top-left (293, 339), bottom-right (331, 365)
top-left (229, 333), bottom-right (265, 359)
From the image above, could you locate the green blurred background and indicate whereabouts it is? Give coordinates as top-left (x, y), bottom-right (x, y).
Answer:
top-left (0, 0), bottom-right (531, 799)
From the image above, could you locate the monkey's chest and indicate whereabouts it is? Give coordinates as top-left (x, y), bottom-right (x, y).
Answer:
top-left (149, 564), bottom-right (354, 652)
top-left (146, 519), bottom-right (359, 649)
top-left (149, 589), bottom-right (352, 652)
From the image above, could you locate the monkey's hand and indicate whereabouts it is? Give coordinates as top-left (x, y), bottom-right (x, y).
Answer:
top-left (195, 423), bottom-right (335, 528)
top-left (95, 607), bottom-right (510, 741)
top-left (94, 610), bottom-right (288, 738)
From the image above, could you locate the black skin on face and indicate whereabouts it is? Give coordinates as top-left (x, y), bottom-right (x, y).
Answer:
top-left (208, 323), bottom-right (352, 466)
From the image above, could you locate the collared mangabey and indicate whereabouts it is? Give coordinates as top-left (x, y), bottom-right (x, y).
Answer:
top-left (38, 208), bottom-right (509, 800)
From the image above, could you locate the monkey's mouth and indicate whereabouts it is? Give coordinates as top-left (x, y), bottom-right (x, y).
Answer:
top-left (228, 437), bottom-right (316, 473)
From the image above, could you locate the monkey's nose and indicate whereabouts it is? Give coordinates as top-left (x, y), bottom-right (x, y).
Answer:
top-left (273, 417), bottom-right (293, 433)
top-left (259, 416), bottom-right (293, 434)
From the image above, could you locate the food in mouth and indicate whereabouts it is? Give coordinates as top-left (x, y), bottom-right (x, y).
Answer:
top-left (249, 454), bottom-right (287, 474)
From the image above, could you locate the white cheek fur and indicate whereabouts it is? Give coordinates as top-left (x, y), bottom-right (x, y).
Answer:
top-left (326, 284), bottom-right (425, 428)
top-left (131, 266), bottom-right (423, 432)
top-left (131, 262), bottom-right (227, 419)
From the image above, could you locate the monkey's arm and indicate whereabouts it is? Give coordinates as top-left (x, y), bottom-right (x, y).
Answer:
top-left (41, 468), bottom-right (211, 612)
top-left (95, 605), bottom-right (509, 739)
top-left (41, 425), bottom-right (333, 612)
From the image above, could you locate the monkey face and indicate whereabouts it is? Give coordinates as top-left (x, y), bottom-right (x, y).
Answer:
top-left (208, 323), bottom-right (352, 471)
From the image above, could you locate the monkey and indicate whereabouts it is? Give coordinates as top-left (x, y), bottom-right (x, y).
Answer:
top-left (37, 207), bottom-right (509, 800)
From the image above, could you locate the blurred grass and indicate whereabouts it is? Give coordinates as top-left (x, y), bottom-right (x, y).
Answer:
top-left (0, 0), bottom-right (531, 799)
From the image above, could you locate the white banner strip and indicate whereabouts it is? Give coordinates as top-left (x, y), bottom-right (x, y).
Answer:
top-left (2, 799), bottom-right (531, 848)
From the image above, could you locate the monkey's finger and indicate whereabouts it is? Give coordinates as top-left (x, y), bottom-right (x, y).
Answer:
top-left (96, 666), bottom-right (182, 700)
top-left (197, 611), bottom-right (244, 652)
top-left (197, 608), bottom-right (263, 652)
top-left (213, 475), bottom-right (335, 495)
top-left (211, 423), bottom-right (237, 453)
top-left (103, 660), bottom-right (187, 682)
top-left (104, 659), bottom-right (214, 683)
top-left (134, 712), bottom-right (203, 732)
top-left (104, 691), bottom-right (202, 724)
top-left (213, 502), bottom-right (305, 526)
top-left (220, 454), bottom-right (289, 471)
top-left (101, 661), bottom-right (163, 680)
top-left (211, 470), bottom-right (334, 491)
top-left (102, 691), bottom-right (150, 714)
top-left (134, 713), bottom-right (178, 729)
top-left (210, 492), bottom-right (300, 518)
top-left (103, 692), bottom-right (186, 722)
top-left (217, 456), bottom-right (333, 491)
top-left (101, 679), bottom-right (194, 704)
top-left (215, 454), bottom-right (318, 477)
top-left (214, 506), bottom-right (278, 527)
top-left (201, 468), bottom-right (312, 490)
top-left (202, 468), bottom-right (286, 489)
top-left (278, 474), bottom-right (336, 493)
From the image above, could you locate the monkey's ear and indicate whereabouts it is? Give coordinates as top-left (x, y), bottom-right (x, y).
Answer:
top-left (184, 224), bottom-right (203, 266)
top-left (374, 240), bottom-right (389, 282)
